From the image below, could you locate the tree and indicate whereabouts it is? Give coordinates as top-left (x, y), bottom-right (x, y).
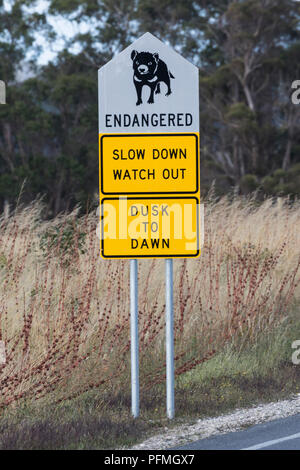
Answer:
top-left (0, 0), bottom-right (47, 82)
top-left (0, 49), bottom-right (99, 216)
top-left (48, 0), bottom-right (138, 67)
top-left (199, 0), bottom-right (300, 191)
top-left (0, 0), bottom-right (48, 213)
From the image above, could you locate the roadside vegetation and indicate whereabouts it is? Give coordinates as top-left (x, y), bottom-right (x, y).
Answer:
top-left (0, 193), bottom-right (299, 449)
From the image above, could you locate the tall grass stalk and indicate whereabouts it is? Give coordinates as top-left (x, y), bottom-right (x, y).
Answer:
top-left (0, 195), bottom-right (299, 409)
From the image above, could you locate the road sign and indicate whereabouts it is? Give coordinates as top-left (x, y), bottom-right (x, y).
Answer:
top-left (98, 32), bottom-right (200, 258)
top-left (101, 197), bottom-right (199, 258)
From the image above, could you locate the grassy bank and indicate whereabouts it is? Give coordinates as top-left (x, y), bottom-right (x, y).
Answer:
top-left (0, 309), bottom-right (300, 449)
top-left (0, 194), bottom-right (299, 448)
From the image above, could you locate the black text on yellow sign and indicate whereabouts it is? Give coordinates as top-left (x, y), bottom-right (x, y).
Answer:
top-left (100, 197), bottom-right (200, 258)
top-left (99, 133), bottom-right (199, 194)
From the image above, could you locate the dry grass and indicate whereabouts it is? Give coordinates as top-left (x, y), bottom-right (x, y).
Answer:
top-left (0, 194), bottom-right (299, 411)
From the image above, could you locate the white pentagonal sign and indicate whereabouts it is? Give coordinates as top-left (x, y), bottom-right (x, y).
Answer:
top-left (98, 32), bottom-right (199, 134)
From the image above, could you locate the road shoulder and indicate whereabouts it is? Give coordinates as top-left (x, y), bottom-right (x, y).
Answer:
top-left (127, 393), bottom-right (300, 450)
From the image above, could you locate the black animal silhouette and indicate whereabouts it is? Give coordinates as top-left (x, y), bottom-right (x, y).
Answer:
top-left (131, 50), bottom-right (175, 105)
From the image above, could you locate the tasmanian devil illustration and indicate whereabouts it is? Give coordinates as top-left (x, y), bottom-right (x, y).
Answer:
top-left (131, 50), bottom-right (175, 105)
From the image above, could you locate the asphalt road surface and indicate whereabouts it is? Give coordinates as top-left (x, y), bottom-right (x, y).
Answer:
top-left (173, 413), bottom-right (300, 450)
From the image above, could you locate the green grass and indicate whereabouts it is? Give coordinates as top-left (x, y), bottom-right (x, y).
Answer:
top-left (0, 308), bottom-right (299, 449)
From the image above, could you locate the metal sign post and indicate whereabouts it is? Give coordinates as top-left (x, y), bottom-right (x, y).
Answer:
top-left (165, 258), bottom-right (174, 419)
top-left (130, 259), bottom-right (139, 418)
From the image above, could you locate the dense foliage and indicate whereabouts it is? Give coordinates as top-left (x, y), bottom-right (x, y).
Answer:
top-left (0, 0), bottom-right (300, 216)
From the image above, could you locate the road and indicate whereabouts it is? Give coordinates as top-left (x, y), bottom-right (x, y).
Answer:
top-left (173, 413), bottom-right (300, 450)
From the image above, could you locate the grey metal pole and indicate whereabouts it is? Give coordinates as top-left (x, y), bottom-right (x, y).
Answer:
top-left (130, 259), bottom-right (139, 418)
top-left (165, 258), bottom-right (174, 419)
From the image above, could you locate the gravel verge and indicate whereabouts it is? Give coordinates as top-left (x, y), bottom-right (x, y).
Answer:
top-left (126, 393), bottom-right (300, 450)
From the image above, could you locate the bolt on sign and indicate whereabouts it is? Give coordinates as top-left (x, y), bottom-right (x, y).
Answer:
top-left (99, 32), bottom-right (200, 258)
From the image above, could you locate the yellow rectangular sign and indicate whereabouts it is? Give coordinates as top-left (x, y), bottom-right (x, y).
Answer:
top-left (100, 133), bottom-right (199, 194)
top-left (101, 197), bottom-right (200, 258)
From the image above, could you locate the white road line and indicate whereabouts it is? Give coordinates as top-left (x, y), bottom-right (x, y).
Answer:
top-left (242, 432), bottom-right (300, 450)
